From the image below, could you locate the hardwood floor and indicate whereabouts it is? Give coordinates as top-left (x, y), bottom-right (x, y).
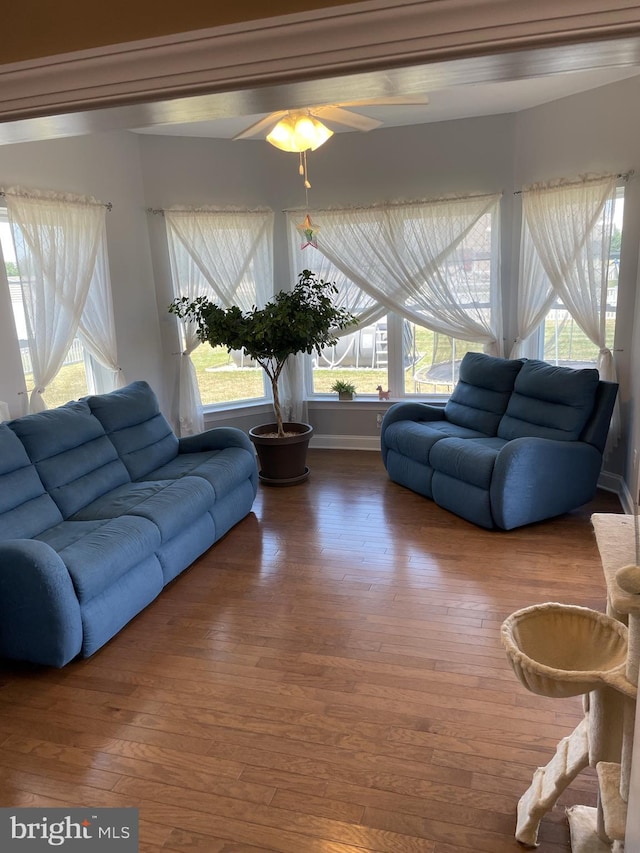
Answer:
top-left (0, 449), bottom-right (623, 852)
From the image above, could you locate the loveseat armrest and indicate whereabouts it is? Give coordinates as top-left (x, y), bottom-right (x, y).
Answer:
top-left (381, 402), bottom-right (445, 430)
top-left (0, 540), bottom-right (83, 667)
top-left (381, 402), bottom-right (445, 461)
top-left (491, 438), bottom-right (604, 530)
top-left (178, 427), bottom-right (254, 455)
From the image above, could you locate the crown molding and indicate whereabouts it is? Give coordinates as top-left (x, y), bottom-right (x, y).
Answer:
top-left (1, 0), bottom-right (640, 122)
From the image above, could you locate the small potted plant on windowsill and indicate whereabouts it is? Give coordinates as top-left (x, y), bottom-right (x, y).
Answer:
top-left (331, 380), bottom-right (356, 401)
top-left (169, 269), bottom-right (357, 485)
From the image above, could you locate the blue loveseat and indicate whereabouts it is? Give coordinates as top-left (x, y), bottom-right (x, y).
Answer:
top-left (381, 353), bottom-right (618, 530)
top-left (0, 381), bottom-right (258, 667)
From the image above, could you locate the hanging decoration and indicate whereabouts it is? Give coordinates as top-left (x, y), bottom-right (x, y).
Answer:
top-left (296, 213), bottom-right (320, 250)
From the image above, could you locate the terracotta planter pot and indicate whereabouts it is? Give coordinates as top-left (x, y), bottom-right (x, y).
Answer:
top-left (248, 422), bottom-right (313, 485)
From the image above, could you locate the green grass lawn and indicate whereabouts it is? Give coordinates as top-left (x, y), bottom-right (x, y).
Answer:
top-left (34, 363), bottom-right (91, 410)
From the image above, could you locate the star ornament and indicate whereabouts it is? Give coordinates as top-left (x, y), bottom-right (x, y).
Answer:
top-left (296, 214), bottom-right (320, 249)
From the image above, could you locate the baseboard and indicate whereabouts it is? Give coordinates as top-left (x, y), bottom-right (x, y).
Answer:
top-left (601, 471), bottom-right (634, 514)
top-left (597, 470), bottom-right (633, 513)
top-left (309, 434), bottom-right (380, 452)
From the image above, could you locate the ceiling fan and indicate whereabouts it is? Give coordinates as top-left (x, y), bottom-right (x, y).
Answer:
top-left (233, 95), bottom-right (429, 191)
top-left (232, 95), bottom-right (430, 149)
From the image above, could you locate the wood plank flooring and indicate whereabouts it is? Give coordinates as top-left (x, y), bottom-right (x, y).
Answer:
top-left (0, 449), bottom-right (623, 852)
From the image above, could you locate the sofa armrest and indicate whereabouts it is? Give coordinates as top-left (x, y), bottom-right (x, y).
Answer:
top-left (0, 540), bottom-right (83, 667)
top-left (178, 427), bottom-right (254, 455)
top-left (491, 438), bottom-right (604, 530)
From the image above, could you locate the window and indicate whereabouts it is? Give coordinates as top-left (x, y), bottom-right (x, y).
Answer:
top-left (0, 213), bottom-right (93, 408)
top-left (311, 312), bottom-right (480, 397)
top-left (540, 187), bottom-right (623, 367)
top-left (164, 209), bottom-right (273, 419)
top-left (189, 341), bottom-right (266, 406)
top-left (288, 199), bottom-right (499, 397)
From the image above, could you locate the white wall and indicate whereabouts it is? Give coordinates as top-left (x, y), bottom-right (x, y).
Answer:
top-left (0, 131), bottom-right (165, 415)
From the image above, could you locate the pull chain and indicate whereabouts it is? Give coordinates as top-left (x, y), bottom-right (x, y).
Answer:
top-left (299, 151), bottom-right (311, 189)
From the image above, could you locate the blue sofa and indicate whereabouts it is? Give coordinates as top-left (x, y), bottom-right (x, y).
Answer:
top-left (381, 353), bottom-right (618, 530)
top-left (0, 381), bottom-right (258, 667)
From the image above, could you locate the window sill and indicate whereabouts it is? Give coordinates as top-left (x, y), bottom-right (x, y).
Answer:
top-left (201, 395), bottom-right (448, 418)
top-left (309, 395), bottom-right (447, 407)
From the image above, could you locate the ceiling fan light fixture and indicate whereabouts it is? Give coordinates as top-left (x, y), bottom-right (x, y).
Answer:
top-left (266, 113), bottom-right (333, 152)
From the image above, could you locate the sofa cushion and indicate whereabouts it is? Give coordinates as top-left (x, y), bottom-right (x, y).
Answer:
top-left (444, 352), bottom-right (524, 435)
top-left (80, 555), bottom-right (164, 658)
top-left (146, 448), bottom-right (257, 500)
top-left (85, 381), bottom-right (179, 480)
top-left (383, 419), bottom-right (489, 465)
top-left (0, 424), bottom-right (63, 540)
top-left (36, 516), bottom-right (161, 603)
top-left (498, 360), bottom-right (600, 442)
top-left (8, 401), bottom-right (131, 518)
top-left (71, 477), bottom-right (215, 542)
top-left (429, 436), bottom-right (506, 489)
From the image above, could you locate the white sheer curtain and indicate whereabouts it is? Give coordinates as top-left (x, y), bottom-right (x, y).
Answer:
top-left (284, 224), bottom-right (387, 422)
top-left (510, 225), bottom-right (555, 359)
top-left (517, 174), bottom-right (620, 448)
top-left (165, 208), bottom-right (274, 435)
top-left (288, 194), bottom-right (502, 351)
top-left (284, 196), bottom-right (501, 412)
top-left (286, 223), bottom-right (386, 334)
top-left (78, 223), bottom-right (125, 392)
top-left (5, 188), bottom-right (110, 413)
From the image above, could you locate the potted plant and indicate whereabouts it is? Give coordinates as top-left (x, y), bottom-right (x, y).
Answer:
top-left (331, 379), bottom-right (356, 401)
top-left (169, 269), bottom-right (357, 484)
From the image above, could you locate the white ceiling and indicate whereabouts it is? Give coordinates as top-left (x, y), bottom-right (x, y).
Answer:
top-left (131, 66), bottom-right (640, 140)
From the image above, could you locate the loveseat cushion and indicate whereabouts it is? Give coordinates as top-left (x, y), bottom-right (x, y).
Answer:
top-left (85, 381), bottom-right (179, 480)
top-left (71, 477), bottom-right (215, 542)
top-left (36, 516), bottom-right (161, 603)
top-left (8, 401), bottom-right (132, 519)
top-left (497, 360), bottom-right (600, 442)
top-left (444, 352), bottom-right (524, 435)
top-left (0, 424), bottom-right (63, 540)
top-left (429, 436), bottom-right (506, 489)
top-left (383, 419), bottom-right (489, 465)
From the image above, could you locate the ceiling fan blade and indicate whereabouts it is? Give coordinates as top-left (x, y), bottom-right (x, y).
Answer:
top-left (312, 105), bottom-right (383, 131)
top-left (233, 111), bottom-right (286, 140)
top-left (336, 95), bottom-right (430, 107)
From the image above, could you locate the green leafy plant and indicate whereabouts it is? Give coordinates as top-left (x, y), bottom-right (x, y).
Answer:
top-left (169, 269), bottom-right (357, 437)
top-left (330, 380), bottom-right (356, 397)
